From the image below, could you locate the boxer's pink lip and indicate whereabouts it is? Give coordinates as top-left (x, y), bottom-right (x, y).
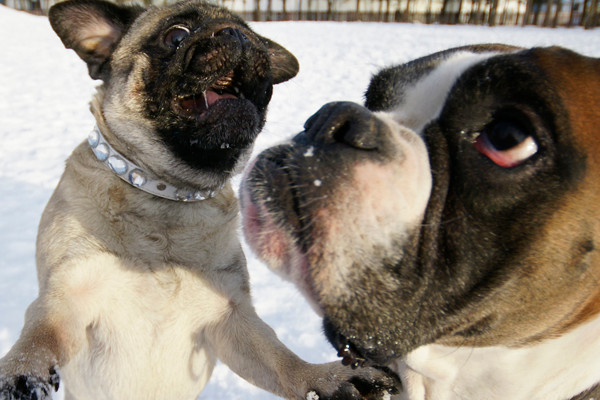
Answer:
top-left (240, 187), bottom-right (263, 252)
top-left (241, 188), bottom-right (293, 270)
top-left (241, 180), bottom-right (320, 306)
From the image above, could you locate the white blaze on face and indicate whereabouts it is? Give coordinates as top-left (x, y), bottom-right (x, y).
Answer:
top-left (389, 51), bottom-right (501, 134)
top-left (312, 50), bottom-right (508, 294)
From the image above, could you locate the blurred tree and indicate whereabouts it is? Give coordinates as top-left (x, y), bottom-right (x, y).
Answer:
top-left (551, 0), bottom-right (561, 26)
top-left (579, 0), bottom-right (589, 25)
top-left (266, 0), bottom-right (273, 20)
top-left (543, 0), bottom-right (553, 25)
top-left (567, 0), bottom-right (576, 25)
top-left (585, 0), bottom-right (599, 27)
top-left (488, 0), bottom-right (499, 25)
top-left (282, 0), bottom-right (289, 19)
top-left (253, 0), bottom-right (261, 20)
top-left (522, 0), bottom-right (534, 24)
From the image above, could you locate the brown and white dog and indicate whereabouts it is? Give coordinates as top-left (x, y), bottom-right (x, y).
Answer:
top-left (0, 1), bottom-right (399, 399)
top-left (240, 44), bottom-right (600, 400)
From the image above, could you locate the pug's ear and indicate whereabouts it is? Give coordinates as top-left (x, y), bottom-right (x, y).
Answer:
top-left (260, 37), bottom-right (300, 84)
top-left (49, 0), bottom-right (144, 80)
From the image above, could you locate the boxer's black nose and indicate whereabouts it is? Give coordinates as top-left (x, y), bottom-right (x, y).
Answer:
top-left (302, 102), bottom-right (386, 150)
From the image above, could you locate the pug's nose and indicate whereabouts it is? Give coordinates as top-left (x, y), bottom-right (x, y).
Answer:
top-left (302, 102), bottom-right (387, 150)
top-left (215, 27), bottom-right (249, 45)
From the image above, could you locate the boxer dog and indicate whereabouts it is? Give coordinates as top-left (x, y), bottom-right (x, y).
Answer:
top-left (241, 44), bottom-right (600, 400)
top-left (0, 0), bottom-right (399, 399)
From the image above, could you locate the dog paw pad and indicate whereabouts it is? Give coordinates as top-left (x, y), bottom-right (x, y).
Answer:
top-left (0, 370), bottom-right (59, 400)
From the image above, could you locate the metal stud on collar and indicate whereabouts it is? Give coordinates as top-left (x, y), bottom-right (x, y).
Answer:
top-left (88, 126), bottom-right (221, 202)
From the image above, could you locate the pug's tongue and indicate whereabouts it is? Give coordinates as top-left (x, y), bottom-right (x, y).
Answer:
top-left (205, 90), bottom-right (236, 106)
top-left (180, 90), bottom-right (237, 114)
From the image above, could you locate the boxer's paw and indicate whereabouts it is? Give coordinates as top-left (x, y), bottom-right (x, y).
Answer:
top-left (0, 367), bottom-right (59, 400)
top-left (305, 364), bottom-right (401, 400)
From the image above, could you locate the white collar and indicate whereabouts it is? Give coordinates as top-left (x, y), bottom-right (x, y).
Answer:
top-left (88, 125), bottom-right (222, 202)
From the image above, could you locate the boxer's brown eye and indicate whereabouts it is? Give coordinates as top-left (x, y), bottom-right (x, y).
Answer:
top-left (164, 26), bottom-right (190, 48)
top-left (474, 120), bottom-right (538, 168)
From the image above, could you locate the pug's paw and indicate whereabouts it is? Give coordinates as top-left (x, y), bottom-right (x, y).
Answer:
top-left (305, 364), bottom-right (401, 400)
top-left (0, 367), bottom-right (59, 400)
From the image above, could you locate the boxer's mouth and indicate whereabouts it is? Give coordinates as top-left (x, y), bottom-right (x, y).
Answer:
top-left (324, 317), bottom-right (400, 367)
top-left (241, 156), bottom-right (325, 314)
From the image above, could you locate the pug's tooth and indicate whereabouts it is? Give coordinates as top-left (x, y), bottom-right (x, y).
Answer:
top-left (220, 143), bottom-right (231, 149)
top-left (203, 91), bottom-right (209, 109)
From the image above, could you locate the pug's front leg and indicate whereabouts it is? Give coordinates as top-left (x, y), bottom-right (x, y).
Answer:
top-left (0, 368), bottom-right (60, 400)
top-left (0, 300), bottom-right (64, 400)
top-left (208, 300), bottom-right (400, 399)
top-left (301, 364), bottom-right (401, 400)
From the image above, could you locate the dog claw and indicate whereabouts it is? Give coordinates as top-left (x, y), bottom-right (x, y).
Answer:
top-left (0, 368), bottom-right (60, 400)
top-left (306, 364), bottom-right (402, 400)
top-left (338, 340), bottom-right (368, 370)
top-left (48, 367), bottom-right (59, 392)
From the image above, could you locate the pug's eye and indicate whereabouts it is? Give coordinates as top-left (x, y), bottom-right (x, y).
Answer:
top-left (474, 119), bottom-right (538, 168)
top-left (164, 25), bottom-right (190, 48)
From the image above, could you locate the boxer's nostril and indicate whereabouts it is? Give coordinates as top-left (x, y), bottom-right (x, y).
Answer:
top-left (339, 119), bottom-right (380, 150)
top-left (303, 102), bottom-right (380, 150)
top-left (332, 121), bottom-right (352, 144)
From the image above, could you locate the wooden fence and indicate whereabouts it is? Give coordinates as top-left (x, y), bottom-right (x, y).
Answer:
top-left (2, 0), bottom-right (598, 28)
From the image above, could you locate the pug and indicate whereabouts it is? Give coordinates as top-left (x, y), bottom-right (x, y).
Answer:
top-left (0, 0), bottom-right (399, 399)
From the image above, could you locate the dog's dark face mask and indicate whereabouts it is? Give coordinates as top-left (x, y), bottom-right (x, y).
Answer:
top-left (241, 45), bottom-right (598, 368)
top-left (49, 0), bottom-right (298, 190)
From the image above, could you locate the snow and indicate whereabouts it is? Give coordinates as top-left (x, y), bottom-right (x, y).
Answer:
top-left (1, 3), bottom-right (599, 399)
top-left (304, 146), bottom-right (315, 157)
top-left (306, 391), bottom-right (320, 400)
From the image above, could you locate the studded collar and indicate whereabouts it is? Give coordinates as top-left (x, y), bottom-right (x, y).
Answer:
top-left (88, 125), bottom-right (222, 202)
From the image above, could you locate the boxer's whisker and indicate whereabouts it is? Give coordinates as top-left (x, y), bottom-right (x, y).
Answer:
top-left (418, 215), bottom-right (466, 228)
top-left (298, 195), bottom-right (330, 209)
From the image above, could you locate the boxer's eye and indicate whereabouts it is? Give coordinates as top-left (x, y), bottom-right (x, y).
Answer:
top-left (164, 26), bottom-right (191, 48)
top-left (474, 119), bottom-right (538, 168)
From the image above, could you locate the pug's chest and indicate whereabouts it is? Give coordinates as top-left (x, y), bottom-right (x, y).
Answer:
top-left (59, 258), bottom-right (236, 399)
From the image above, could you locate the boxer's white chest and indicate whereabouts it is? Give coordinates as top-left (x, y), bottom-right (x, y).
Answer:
top-left (393, 314), bottom-right (600, 400)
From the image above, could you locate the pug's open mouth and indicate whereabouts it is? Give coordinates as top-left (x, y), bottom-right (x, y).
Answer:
top-left (172, 70), bottom-right (246, 119)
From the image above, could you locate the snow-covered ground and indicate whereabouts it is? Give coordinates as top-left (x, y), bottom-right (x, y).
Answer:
top-left (1, 4), bottom-right (599, 399)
